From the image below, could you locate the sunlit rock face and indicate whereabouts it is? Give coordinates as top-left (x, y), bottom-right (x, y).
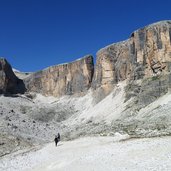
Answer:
top-left (132, 21), bottom-right (171, 77)
top-left (92, 40), bottom-right (132, 95)
top-left (2, 21), bottom-right (171, 99)
top-left (92, 21), bottom-right (171, 96)
top-left (0, 58), bottom-right (26, 94)
top-left (24, 55), bottom-right (94, 96)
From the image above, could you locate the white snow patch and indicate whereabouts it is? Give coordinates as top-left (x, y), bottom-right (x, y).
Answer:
top-left (12, 68), bottom-right (20, 72)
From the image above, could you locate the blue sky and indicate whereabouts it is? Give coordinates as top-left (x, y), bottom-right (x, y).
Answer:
top-left (0, 0), bottom-right (171, 72)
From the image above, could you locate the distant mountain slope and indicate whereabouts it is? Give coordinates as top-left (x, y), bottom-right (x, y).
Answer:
top-left (12, 68), bottom-right (32, 79)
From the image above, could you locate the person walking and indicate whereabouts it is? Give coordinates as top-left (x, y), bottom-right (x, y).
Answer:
top-left (54, 133), bottom-right (60, 147)
top-left (54, 135), bottom-right (59, 147)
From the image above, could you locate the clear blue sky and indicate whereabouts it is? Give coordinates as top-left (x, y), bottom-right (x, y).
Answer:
top-left (0, 0), bottom-right (171, 72)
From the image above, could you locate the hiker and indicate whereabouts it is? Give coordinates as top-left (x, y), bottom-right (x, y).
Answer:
top-left (54, 133), bottom-right (60, 146)
top-left (54, 135), bottom-right (59, 146)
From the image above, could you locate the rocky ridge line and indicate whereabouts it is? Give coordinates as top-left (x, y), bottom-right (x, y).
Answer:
top-left (1, 20), bottom-right (171, 98)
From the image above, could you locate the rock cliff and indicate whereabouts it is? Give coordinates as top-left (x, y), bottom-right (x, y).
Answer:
top-left (2, 21), bottom-right (171, 100)
top-left (2, 21), bottom-right (171, 154)
top-left (24, 55), bottom-right (94, 96)
top-left (92, 21), bottom-right (171, 100)
top-left (0, 58), bottom-right (26, 94)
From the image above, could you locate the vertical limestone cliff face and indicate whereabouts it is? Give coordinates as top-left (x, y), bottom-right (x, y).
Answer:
top-left (2, 20), bottom-right (171, 101)
top-left (92, 40), bottom-right (133, 94)
top-left (24, 55), bottom-right (94, 96)
top-left (132, 21), bottom-right (171, 77)
top-left (0, 58), bottom-right (26, 94)
top-left (92, 21), bottom-right (171, 98)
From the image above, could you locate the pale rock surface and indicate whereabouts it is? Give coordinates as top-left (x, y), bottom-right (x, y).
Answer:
top-left (1, 20), bottom-right (171, 171)
top-left (93, 21), bottom-right (171, 97)
top-left (24, 55), bottom-right (94, 97)
top-left (1, 136), bottom-right (171, 171)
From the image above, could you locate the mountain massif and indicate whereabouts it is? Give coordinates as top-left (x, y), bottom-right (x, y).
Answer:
top-left (1, 20), bottom-right (171, 158)
top-left (1, 21), bottom-right (171, 99)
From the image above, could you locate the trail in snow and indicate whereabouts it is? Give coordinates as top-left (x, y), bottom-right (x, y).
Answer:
top-left (1, 135), bottom-right (171, 171)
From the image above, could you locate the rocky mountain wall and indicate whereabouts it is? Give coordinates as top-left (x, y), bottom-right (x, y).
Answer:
top-left (24, 55), bottom-right (94, 96)
top-left (2, 20), bottom-right (171, 99)
top-left (0, 58), bottom-right (26, 94)
top-left (92, 21), bottom-right (171, 96)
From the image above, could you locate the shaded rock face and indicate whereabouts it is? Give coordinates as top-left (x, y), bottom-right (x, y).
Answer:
top-left (92, 21), bottom-right (171, 97)
top-left (24, 55), bottom-right (94, 96)
top-left (0, 58), bottom-right (26, 94)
